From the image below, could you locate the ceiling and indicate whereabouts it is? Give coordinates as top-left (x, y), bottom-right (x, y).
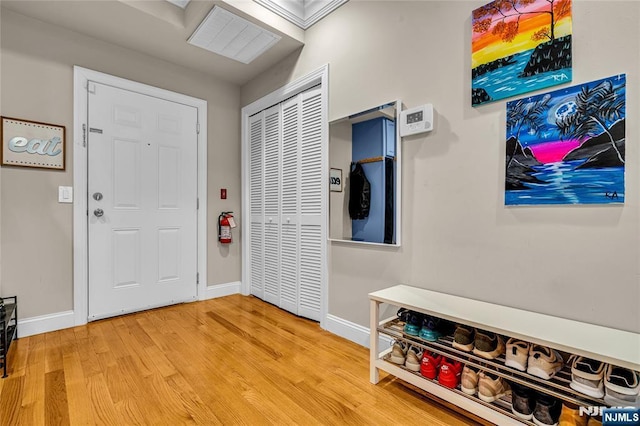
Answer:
top-left (0, 0), bottom-right (306, 86)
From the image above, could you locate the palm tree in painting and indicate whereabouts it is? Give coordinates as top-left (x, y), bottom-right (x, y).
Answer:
top-left (556, 79), bottom-right (625, 164)
top-left (506, 95), bottom-right (551, 168)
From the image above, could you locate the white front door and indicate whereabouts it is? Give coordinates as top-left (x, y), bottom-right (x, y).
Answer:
top-left (87, 82), bottom-right (198, 320)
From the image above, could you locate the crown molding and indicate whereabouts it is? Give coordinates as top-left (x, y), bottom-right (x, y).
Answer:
top-left (254, 0), bottom-right (348, 30)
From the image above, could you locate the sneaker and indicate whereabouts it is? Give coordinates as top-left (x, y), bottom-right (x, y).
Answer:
top-left (511, 383), bottom-right (535, 420)
top-left (558, 402), bottom-right (587, 426)
top-left (403, 311), bottom-right (424, 336)
top-left (461, 365), bottom-right (479, 395)
top-left (389, 339), bottom-right (409, 365)
top-left (527, 345), bottom-right (564, 380)
top-left (438, 358), bottom-right (463, 389)
top-left (404, 345), bottom-right (423, 372)
top-left (603, 364), bottom-right (640, 406)
top-left (568, 355), bottom-right (605, 399)
top-left (420, 351), bottom-right (443, 380)
top-left (396, 308), bottom-right (410, 322)
top-left (472, 330), bottom-right (505, 360)
top-left (533, 393), bottom-right (562, 426)
top-left (505, 338), bottom-right (530, 371)
top-left (419, 316), bottom-right (442, 341)
top-left (452, 325), bottom-right (475, 352)
top-left (477, 372), bottom-right (511, 402)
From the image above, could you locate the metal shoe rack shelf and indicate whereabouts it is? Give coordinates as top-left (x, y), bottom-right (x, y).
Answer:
top-left (369, 285), bottom-right (640, 425)
top-left (1, 296), bottom-right (18, 378)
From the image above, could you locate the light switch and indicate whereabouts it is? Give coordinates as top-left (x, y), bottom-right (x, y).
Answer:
top-left (58, 186), bottom-right (73, 203)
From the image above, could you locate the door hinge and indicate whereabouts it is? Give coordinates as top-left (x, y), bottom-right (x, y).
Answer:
top-left (197, 198), bottom-right (199, 210)
top-left (88, 82), bottom-right (96, 94)
top-left (196, 122), bottom-right (200, 134)
top-left (196, 272), bottom-right (200, 284)
top-left (82, 124), bottom-right (87, 147)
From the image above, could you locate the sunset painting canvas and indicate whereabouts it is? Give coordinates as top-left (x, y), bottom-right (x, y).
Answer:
top-left (505, 74), bottom-right (626, 205)
top-left (472, 0), bottom-right (572, 106)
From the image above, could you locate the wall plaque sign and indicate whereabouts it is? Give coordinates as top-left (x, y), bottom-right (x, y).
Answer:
top-left (330, 168), bottom-right (342, 192)
top-left (1, 116), bottom-right (65, 170)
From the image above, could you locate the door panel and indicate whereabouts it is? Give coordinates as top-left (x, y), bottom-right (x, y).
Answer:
top-left (279, 96), bottom-right (300, 315)
top-left (112, 229), bottom-right (141, 288)
top-left (298, 88), bottom-right (323, 321)
top-left (88, 82), bottom-right (198, 320)
top-left (158, 146), bottom-right (181, 209)
top-left (158, 227), bottom-right (180, 281)
top-left (262, 105), bottom-right (281, 306)
top-left (249, 113), bottom-right (264, 299)
top-left (112, 138), bottom-right (142, 208)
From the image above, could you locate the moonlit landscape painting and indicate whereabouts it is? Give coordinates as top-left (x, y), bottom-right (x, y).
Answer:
top-left (505, 74), bottom-right (626, 205)
top-left (472, 0), bottom-right (572, 106)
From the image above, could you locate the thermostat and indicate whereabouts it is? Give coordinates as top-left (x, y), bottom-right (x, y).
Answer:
top-left (400, 104), bottom-right (433, 137)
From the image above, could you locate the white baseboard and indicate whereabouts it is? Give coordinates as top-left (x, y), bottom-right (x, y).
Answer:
top-left (203, 281), bottom-right (241, 300)
top-left (17, 282), bottom-right (241, 338)
top-left (18, 310), bottom-right (75, 338)
top-left (324, 314), bottom-right (392, 349)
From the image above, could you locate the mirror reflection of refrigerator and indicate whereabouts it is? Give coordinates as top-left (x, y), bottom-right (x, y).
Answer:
top-left (351, 117), bottom-right (395, 244)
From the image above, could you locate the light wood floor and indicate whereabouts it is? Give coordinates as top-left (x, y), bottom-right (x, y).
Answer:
top-left (0, 295), bottom-right (482, 425)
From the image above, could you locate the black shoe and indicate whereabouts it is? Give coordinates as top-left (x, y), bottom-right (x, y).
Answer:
top-left (472, 329), bottom-right (505, 360)
top-left (397, 308), bottom-right (410, 322)
top-left (532, 393), bottom-right (561, 426)
top-left (403, 311), bottom-right (424, 336)
top-left (452, 324), bottom-right (475, 352)
top-left (511, 383), bottom-right (535, 420)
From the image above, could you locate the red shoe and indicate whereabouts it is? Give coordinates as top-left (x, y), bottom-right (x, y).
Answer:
top-left (420, 351), bottom-right (443, 379)
top-left (438, 358), bottom-right (463, 389)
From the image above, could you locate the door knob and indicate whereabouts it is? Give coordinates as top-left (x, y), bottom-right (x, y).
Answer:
top-left (94, 208), bottom-right (104, 217)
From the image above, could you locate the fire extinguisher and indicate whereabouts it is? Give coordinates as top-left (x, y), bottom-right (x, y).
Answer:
top-left (218, 212), bottom-right (235, 244)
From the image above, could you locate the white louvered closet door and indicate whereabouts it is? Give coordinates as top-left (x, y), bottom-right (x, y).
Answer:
top-left (249, 112), bottom-right (264, 300)
top-left (248, 85), bottom-right (324, 322)
top-left (298, 87), bottom-right (323, 321)
top-left (279, 96), bottom-right (301, 315)
top-left (263, 105), bottom-right (281, 306)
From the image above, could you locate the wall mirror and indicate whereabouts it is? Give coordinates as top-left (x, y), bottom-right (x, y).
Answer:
top-left (329, 100), bottom-right (401, 246)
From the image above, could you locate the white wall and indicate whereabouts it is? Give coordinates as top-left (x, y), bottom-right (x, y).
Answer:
top-left (1, 9), bottom-right (241, 318)
top-left (242, 1), bottom-right (640, 333)
top-left (329, 119), bottom-right (352, 240)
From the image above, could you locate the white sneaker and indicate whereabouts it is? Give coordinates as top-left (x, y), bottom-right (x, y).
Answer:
top-left (604, 364), bottom-right (640, 406)
top-left (526, 345), bottom-right (563, 380)
top-left (389, 339), bottom-right (408, 365)
top-left (477, 372), bottom-right (511, 403)
top-left (404, 345), bottom-right (423, 372)
top-left (568, 355), bottom-right (605, 398)
top-left (505, 338), bottom-right (530, 371)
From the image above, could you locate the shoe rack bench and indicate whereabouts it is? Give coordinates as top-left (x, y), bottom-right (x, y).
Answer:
top-left (1, 296), bottom-right (18, 378)
top-left (369, 285), bottom-right (640, 425)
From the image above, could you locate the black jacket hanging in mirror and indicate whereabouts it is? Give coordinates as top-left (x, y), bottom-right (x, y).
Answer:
top-left (349, 162), bottom-right (371, 220)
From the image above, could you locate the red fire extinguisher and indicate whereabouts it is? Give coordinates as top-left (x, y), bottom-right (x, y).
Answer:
top-left (218, 212), bottom-right (235, 244)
